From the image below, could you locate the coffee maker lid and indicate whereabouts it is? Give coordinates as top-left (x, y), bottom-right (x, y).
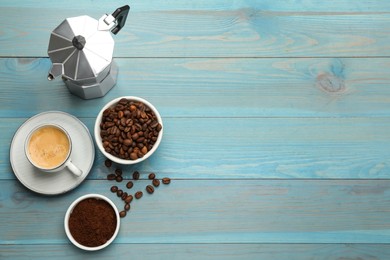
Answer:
top-left (47, 15), bottom-right (114, 81)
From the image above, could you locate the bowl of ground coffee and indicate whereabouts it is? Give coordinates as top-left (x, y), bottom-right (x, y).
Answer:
top-left (64, 194), bottom-right (120, 251)
top-left (94, 96), bottom-right (163, 165)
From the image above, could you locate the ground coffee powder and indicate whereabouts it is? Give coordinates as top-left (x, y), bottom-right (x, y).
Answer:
top-left (68, 198), bottom-right (117, 247)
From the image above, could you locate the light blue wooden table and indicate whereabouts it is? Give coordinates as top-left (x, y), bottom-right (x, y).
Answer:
top-left (1, 1), bottom-right (390, 259)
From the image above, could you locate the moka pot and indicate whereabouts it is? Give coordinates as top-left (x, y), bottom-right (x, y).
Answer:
top-left (47, 5), bottom-right (130, 99)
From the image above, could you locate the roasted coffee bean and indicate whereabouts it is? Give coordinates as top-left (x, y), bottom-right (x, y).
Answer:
top-left (121, 192), bottom-right (128, 200)
top-left (146, 185), bottom-right (154, 194)
top-left (110, 185), bottom-right (118, 192)
top-left (116, 175), bottom-right (123, 182)
top-left (118, 98), bottom-right (128, 105)
top-left (115, 168), bottom-right (123, 176)
top-left (118, 110), bottom-right (124, 118)
top-left (130, 152), bottom-right (138, 160)
top-left (105, 159), bottom-right (112, 167)
top-left (141, 146), bottom-right (148, 154)
top-left (107, 173), bottom-right (116, 180)
top-left (124, 203), bottom-right (131, 211)
top-left (105, 121), bottom-right (115, 128)
top-left (148, 173), bottom-right (156, 180)
top-left (135, 191), bottom-right (143, 199)
top-left (115, 104), bottom-right (125, 111)
top-left (124, 195), bottom-right (133, 204)
top-left (117, 189), bottom-right (123, 197)
top-left (136, 137), bottom-right (145, 143)
top-left (133, 171), bottom-right (140, 180)
top-left (123, 139), bottom-right (132, 146)
top-left (152, 179), bottom-right (160, 187)
top-left (126, 181), bottom-right (134, 189)
top-left (131, 133), bottom-right (139, 141)
top-left (124, 110), bottom-right (131, 118)
top-left (103, 108), bottom-right (111, 116)
top-left (119, 210), bottom-right (126, 218)
top-left (162, 177), bottom-right (171, 184)
top-left (150, 121), bottom-right (158, 128)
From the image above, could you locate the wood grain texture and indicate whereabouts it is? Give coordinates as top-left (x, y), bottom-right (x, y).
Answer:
top-left (1, 2), bottom-right (390, 57)
top-left (2, 116), bottom-right (390, 180)
top-left (1, 57), bottom-right (390, 118)
top-left (2, 244), bottom-right (390, 260)
top-left (1, 180), bottom-right (389, 244)
top-left (1, 0), bottom-right (390, 258)
top-left (3, 0), bottom-right (390, 12)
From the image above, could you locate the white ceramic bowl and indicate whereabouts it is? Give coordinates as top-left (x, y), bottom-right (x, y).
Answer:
top-left (94, 96), bottom-right (163, 165)
top-left (64, 194), bottom-right (120, 251)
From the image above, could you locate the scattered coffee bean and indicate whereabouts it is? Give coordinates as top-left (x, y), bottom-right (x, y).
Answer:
top-left (105, 162), bottom-right (171, 219)
top-left (124, 195), bottom-right (133, 204)
top-left (110, 185), bottom-right (118, 192)
top-left (116, 175), bottom-right (123, 182)
top-left (146, 185), bottom-right (154, 194)
top-left (99, 99), bottom-right (162, 160)
top-left (105, 159), bottom-right (112, 168)
top-left (119, 210), bottom-right (127, 218)
top-left (133, 171), bottom-right (140, 180)
top-left (126, 181), bottom-right (134, 189)
top-left (135, 191), bottom-right (143, 199)
top-left (152, 179), bottom-right (160, 187)
top-left (107, 173), bottom-right (116, 180)
top-left (162, 177), bottom-right (171, 184)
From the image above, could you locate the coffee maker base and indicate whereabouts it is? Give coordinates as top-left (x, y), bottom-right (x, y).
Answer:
top-left (64, 62), bottom-right (118, 99)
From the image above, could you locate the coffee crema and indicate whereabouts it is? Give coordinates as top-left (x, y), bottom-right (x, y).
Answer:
top-left (28, 125), bottom-right (70, 169)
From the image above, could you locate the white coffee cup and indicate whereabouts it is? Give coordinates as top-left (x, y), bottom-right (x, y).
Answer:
top-left (25, 124), bottom-right (82, 177)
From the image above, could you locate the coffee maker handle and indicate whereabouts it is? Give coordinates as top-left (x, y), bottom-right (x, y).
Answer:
top-left (111, 5), bottom-right (130, 35)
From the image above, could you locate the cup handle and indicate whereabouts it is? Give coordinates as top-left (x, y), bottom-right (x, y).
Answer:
top-left (65, 160), bottom-right (83, 177)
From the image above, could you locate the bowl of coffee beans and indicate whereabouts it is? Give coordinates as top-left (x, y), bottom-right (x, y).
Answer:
top-left (94, 96), bottom-right (163, 164)
top-left (64, 194), bottom-right (120, 251)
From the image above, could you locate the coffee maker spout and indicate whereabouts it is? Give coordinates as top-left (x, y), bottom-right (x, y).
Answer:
top-left (47, 63), bottom-right (63, 81)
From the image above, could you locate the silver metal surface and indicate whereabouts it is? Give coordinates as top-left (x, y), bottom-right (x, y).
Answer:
top-left (47, 12), bottom-right (119, 99)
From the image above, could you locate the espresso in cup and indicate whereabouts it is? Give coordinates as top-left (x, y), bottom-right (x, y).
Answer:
top-left (25, 124), bottom-right (82, 176)
top-left (27, 125), bottom-right (70, 169)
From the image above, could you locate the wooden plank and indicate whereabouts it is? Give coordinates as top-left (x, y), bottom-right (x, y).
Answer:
top-left (2, 117), bottom-right (390, 179)
top-left (2, 244), bottom-right (390, 260)
top-left (3, 0), bottom-right (390, 12)
top-left (1, 6), bottom-right (390, 57)
top-left (1, 180), bottom-right (389, 244)
top-left (1, 57), bottom-right (390, 118)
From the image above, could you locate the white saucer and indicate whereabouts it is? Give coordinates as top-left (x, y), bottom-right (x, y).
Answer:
top-left (10, 111), bottom-right (95, 195)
